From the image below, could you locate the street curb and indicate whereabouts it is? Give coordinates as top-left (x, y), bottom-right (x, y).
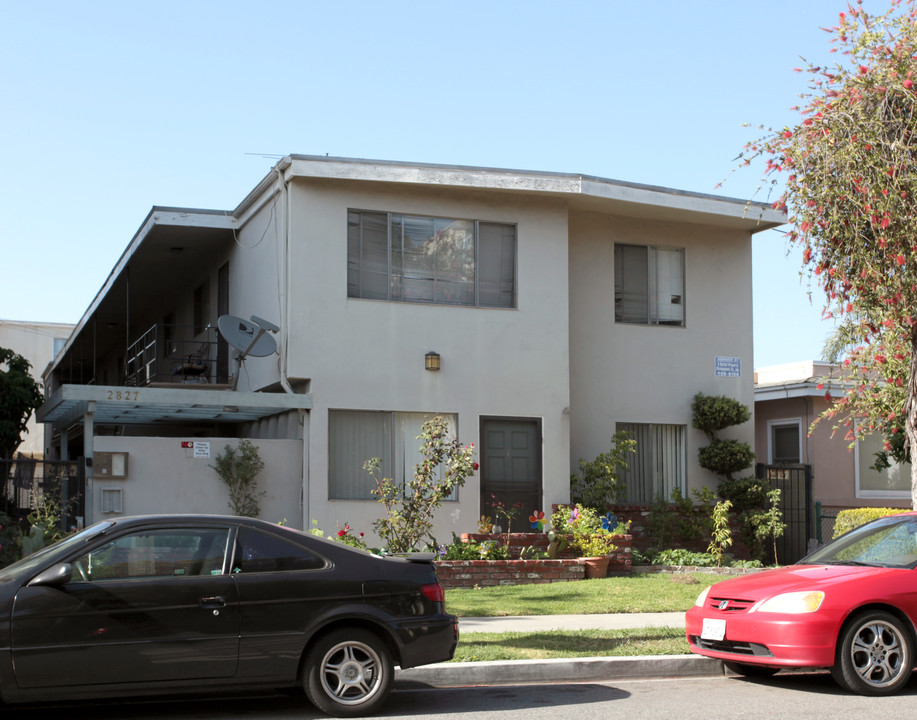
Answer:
top-left (396, 655), bottom-right (724, 688)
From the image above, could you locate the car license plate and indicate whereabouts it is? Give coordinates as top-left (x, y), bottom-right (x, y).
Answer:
top-left (701, 618), bottom-right (726, 641)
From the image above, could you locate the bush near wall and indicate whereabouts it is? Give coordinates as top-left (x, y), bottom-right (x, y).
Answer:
top-left (833, 507), bottom-right (913, 539)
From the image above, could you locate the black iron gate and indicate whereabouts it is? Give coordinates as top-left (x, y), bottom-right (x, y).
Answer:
top-left (755, 463), bottom-right (814, 565)
top-left (0, 456), bottom-right (84, 532)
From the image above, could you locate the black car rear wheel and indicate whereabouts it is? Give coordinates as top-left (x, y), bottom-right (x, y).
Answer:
top-left (831, 611), bottom-right (913, 695)
top-left (303, 629), bottom-right (393, 717)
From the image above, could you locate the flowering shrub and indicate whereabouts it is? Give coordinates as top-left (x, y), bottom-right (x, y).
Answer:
top-left (334, 523), bottom-right (369, 552)
top-left (365, 416), bottom-right (477, 553)
top-left (550, 504), bottom-right (620, 558)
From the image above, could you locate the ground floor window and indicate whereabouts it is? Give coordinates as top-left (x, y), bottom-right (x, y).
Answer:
top-left (856, 430), bottom-right (911, 500)
top-left (768, 419), bottom-right (802, 464)
top-left (616, 422), bottom-right (686, 504)
top-left (328, 410), bottom-right (458, 500)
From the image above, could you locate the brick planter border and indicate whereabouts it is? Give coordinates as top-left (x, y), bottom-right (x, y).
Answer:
top-left (434, 532), bottom-right (633, 587)
top-left (435, 558), bottom-right (585, 588)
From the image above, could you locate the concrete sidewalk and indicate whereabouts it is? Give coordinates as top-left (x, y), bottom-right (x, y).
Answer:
top-left (396, 612), bottom-right (724, 688)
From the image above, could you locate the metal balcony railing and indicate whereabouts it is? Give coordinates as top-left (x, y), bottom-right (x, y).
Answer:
top-left (125, 324), bottom-right (228, 387)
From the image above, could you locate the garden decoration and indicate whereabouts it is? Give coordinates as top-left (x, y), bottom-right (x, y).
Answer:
top-left (529, 510), bottom-right (547, 532)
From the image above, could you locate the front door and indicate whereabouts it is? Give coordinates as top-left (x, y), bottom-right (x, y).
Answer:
top-left (480, 418), bottom-right (542, 526)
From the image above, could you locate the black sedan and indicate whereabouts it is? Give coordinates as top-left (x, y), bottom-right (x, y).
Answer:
top-left (0, 514), bottom-right (457, 716)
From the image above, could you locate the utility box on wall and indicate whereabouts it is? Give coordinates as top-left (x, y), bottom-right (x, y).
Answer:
top-left (94, 452), bottom-right (129, 479)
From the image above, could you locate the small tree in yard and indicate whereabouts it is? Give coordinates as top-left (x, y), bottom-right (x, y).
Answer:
top-left (570, 430), bottom-right (636, 511)
top-left (740, 0), bottom-right (917, 508)
top-left (0, 348), bottom-right (44, 460)
top-left (365, 415), bottom-right (477, 553)
top-left (749, 489), bottom-right (787, 566)
top-left (210, 439), bottom-right (266, 517)
top-left (708, 499), bottom-right (734, 568)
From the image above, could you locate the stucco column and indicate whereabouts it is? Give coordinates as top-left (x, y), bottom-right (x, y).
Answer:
top-left (83, 401), bottom-right (95, 526)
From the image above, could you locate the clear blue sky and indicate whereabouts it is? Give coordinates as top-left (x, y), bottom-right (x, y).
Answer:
top-left (2, 0), bottom-right (866, 368)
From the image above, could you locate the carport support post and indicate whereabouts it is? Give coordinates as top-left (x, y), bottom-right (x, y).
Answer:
top-left (83, 401), bottom-right (95, 526)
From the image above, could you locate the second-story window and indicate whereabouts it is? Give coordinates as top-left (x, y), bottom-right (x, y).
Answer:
top-left (614, 244), bottom-right (685, 326)
top-left (347, 210), bottom-right (516, 308)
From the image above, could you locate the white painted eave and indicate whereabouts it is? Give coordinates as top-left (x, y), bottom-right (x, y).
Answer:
top-left (265, 155), bottom-right (785, 232)
top-left (50, 207), bottom-right (235, 375)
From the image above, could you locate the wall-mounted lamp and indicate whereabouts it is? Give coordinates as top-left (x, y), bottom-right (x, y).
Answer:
top-left (425, 351), bottom-right (441, 372)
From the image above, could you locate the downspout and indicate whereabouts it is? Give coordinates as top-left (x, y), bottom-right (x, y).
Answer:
top-left (276, 159), bottom-right (294, 396)
top-left (273, 158), bottom-right (309, 529)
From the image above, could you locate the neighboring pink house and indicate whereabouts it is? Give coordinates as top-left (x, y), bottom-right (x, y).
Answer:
top-left (754, 361), bottom-right (911, 538)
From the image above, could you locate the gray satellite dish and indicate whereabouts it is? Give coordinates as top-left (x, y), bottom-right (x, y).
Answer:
top-left (217, 315), bottom-right (279, 389)
top-left (218, 315), bottom-right (278, 357)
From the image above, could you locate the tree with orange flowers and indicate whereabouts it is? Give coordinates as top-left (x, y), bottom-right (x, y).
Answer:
top-left (744, 0), bottom-right (917, 507)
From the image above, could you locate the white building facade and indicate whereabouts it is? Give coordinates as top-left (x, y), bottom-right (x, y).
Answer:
top-left (38, 157), bottom-right (782, 538)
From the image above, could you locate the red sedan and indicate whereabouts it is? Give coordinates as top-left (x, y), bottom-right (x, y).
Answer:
top-left (686, 511), bottom-right (917, 695)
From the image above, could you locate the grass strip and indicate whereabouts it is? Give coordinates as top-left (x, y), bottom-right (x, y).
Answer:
top-left (445, 573), bottom-right (720, 617)
top-left (451, 627), bottom-right (690, 662)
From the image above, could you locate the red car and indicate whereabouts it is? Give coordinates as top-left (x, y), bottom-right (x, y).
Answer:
top-left (686, 511), bottom-right (917, 695)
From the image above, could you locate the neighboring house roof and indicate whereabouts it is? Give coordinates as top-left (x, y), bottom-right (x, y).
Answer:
top-left (754, 360), bottom-right (846, 401)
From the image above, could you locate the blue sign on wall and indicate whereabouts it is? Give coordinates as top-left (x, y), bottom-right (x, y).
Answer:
top-left (715, 356), bottom-right (741, 378)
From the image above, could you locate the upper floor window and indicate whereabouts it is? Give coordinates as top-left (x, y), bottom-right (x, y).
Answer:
top-left (614, 244), bottom-right (684, 326)
top-left (347, 210), bottom-right (516, 308)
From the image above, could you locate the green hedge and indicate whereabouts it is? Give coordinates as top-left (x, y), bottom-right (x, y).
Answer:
top-left (833, 507), bottom-right (912, 539)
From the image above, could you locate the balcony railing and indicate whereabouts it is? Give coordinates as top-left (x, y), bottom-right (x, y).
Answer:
top-left (125, 324), bottom-right (229, 387)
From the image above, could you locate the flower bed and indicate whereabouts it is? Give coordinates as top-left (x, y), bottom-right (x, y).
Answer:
top-left (434, 532), bottom-right (633, 587)
top-left (435, 558), bottom-right (585, 588)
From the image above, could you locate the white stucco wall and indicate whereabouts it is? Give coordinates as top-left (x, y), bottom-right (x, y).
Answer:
top-left (274, 179), bottom-right (572, 540)
top-left (0, 320), bottom-right (73, 457)
top-left (91, 436), bottom-right (303, 527)
top-left (568, 211), bottom-right (755, 496)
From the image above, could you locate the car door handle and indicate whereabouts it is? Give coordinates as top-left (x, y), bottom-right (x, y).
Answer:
top-left (200, 595), bottom-right (226, 609)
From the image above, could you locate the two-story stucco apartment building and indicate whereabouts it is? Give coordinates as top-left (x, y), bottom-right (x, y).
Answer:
top-left (37, 156), bottom-right (784, 537)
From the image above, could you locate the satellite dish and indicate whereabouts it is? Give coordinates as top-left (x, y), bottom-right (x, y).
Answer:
top-left (218, 315), bottom-right (279, 390)
top-left (217, 315), bottom-right (278, 358)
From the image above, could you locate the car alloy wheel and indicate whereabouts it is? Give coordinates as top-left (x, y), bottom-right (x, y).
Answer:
top-left (832, 611), bottom-right (914, 695)
top-left (304, 629), bottom-right (393, 717)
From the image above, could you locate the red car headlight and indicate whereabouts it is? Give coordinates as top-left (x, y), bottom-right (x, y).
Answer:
top-left (753, 591), bottom-right (825, 614)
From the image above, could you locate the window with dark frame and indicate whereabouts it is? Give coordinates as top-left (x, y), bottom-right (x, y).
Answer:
top-left (614, 244), bottom-right (685, 326)
top-left (347, 210), bottom-right (516, 308)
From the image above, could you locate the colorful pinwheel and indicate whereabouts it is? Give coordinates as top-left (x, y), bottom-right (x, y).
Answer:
top-left (529, 510), bottom-right (546, 531)
top-left (601, 513), bottom-right (618, 532)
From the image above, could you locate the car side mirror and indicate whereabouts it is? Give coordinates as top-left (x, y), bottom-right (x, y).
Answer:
top-left (28, 563), bottom-right (73, 588)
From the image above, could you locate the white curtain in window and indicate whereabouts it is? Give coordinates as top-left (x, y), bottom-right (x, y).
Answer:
top-left (329, 410), bottom-right (392, 499)
top-left (617, 422), bottom-right (686, 504)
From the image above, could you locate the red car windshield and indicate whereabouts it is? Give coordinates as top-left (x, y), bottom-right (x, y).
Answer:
top-left (801, 515), bottom-right (917, 569)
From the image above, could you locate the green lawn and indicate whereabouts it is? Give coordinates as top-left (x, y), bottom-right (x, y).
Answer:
top-left (452, 627), bottom-right (690, 661)
top-left (444, 573), bottom-right (722, 617)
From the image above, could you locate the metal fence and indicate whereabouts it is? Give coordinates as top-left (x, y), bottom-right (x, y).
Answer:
top-left (755, 463), bottom-right (814, 564)
top-left (815, 502), bottom-right (838, 544)
top-left (0, 456), bottom-right (84, 531)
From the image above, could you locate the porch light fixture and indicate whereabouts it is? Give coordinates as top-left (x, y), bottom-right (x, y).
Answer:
top-left (425, 351), bottom-right (441, 372)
